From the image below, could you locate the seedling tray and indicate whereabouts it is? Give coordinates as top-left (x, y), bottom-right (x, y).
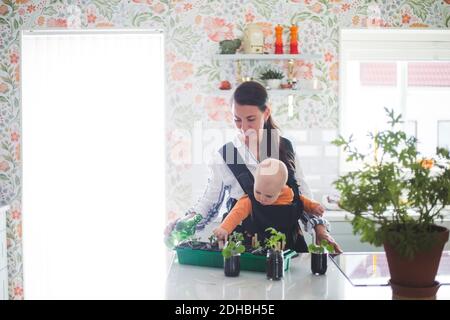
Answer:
top-left (175, 242), bottom-right (297, 272)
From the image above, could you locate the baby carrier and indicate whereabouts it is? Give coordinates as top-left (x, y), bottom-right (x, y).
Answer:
top-left (219, 137), bottom-right (308, 252)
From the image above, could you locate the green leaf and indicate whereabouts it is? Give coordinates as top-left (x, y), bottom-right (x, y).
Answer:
top-left (198, 4), bottom-right (215, 15)
top-left (0, 17), bottom-right (10, 26)
top-left (0, 96), bottom-right (8, 103)
top-left (132, 12), bottom-right (153, 27)
top-left (150, 16), bottom-right (165, 25)
top-left (170, 26), bottom-right (201, 59)
top-left (405, 0), bottom-right (434, 21)
top-left (0, 173), bottom-right (9, 181)
top-left (0, 63), bottom-right (8, 73)
top-left (327, 17), bottom-right (333, 28)
top-left (311, 16), bottom-right (322, 23)
top-left (43, 7), bottom-right (58, 16)
top-left (250, 0), bottom-right (277, 19)
top-left (1, 76), bottom-right (12, 86)
top-left (325, 243), bottom-right (334, 254)
top-left (291, 12), bottom-right (312, 25)
top-left (355, 3), bottom-right (369, 16)
top-left (196, 64), bottom-right (220, 82)
top-left (92, 0), bottom-right (121, 20)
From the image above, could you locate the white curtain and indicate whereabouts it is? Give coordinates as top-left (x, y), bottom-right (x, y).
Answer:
top-left (21, 30), bottom-right (166, 299)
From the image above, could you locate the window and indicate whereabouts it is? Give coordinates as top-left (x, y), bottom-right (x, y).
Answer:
top-left (339, 29), bottom-right (450, 172)
top-left (21, 30), bottom-right (166, 299)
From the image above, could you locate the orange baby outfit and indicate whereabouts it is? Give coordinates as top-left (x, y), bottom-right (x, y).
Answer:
top-left (220, 185), bottom-right (320, 234)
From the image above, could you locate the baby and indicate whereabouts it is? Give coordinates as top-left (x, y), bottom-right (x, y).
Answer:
top-left (213, 158), bottom-right (325, 240)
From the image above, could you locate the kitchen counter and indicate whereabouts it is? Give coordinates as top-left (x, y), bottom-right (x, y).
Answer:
top-left (165, 253), bottom-right (450, 300)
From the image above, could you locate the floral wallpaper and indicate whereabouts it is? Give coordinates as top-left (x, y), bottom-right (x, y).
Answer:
top-left (0, 0), bottom-right (449, 299)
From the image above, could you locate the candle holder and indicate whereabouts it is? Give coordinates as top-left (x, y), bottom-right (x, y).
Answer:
top-left (275, 24), bottom-right (283, 54)
top-left (289, 24), bottom-right (299, 54)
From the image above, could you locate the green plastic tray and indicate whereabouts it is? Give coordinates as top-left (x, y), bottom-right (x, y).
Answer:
top-left (175, 246), bottom-right (297, 272)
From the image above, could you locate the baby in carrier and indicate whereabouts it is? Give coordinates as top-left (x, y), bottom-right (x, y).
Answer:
top-left (213, 158), bottom-right (324, 250)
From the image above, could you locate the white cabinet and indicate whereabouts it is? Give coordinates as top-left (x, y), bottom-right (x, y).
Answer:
top-left (327, 210), bottom-right (450, 252)
top-left (0, 205), bottom-right (8, 300)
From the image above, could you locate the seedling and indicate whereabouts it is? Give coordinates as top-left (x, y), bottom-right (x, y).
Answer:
top-left (308, 239), bottom-right (335, 254)
top-left (222, 232), bottom-right (245, 259)
top-left (265, 227), bottom-right (286, 252)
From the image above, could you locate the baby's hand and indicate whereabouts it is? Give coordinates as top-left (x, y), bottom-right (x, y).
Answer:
top-left (310, 203), bottom-right (325, 217)
top-left (213, 227), bottom-right (229, 241)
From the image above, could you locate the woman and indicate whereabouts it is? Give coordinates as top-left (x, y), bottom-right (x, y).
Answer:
top-left (166, 81), bottom-right (342, 253)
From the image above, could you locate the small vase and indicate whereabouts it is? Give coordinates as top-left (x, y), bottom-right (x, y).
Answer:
top-left (266, 79), bottom-right (281, 90)
top-left (224, 255), bottom-right (240, 277)
top-left (266, 250), bottom-right (283, 280)
top-left (311, 253), bottom-right (328, 275)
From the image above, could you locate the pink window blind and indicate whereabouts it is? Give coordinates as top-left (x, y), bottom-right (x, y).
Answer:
top-left (408, 62), bottom-right (450, 87)
top-left (360, 62), bottom-right (450, 87)
top-left (360, 62), bottom-right (397, 86)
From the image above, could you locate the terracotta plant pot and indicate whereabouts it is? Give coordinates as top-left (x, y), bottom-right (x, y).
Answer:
top-left (311, 253), bottom-right (328, 275)
top-left (384, 225), bottom-right (449, 299)
top-left (224, 255), bottom-right (240, 277)
top-left (266, 250), bottom-right (283, 280)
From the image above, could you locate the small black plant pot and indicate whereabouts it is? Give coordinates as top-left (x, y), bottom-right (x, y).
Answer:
top-left (311, 253), bottom-right (328, 275)
top-left (224, 255), bottom-right (240, 277)
top-left (266, 250), bottom-right (283, 280)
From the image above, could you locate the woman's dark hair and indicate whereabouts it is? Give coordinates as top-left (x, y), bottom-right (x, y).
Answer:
top-left (233, 81), bottom-right (295, 172)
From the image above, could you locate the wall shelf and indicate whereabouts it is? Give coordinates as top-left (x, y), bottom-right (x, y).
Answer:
top-left (217, 88), bottom-right (321, 96)
top-left (214, 53), bottom-right (322, 61)
top-left (214, 53), bottom-right (323, 99)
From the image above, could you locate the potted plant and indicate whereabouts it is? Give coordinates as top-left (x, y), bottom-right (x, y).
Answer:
top-left (265, 227), bottom-right (286, 280)
top-left (308, 240), bottom-right (335, 275)
top-left (332, 108), bottom-right (450, 299)
top-left (260, 68), bottom-right (284, 89)
top-left (222, 232), bottom-right (245, 277)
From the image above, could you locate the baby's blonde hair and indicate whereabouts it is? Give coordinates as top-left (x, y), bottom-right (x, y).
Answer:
top-left (255, 158), bottom-right (288, 187)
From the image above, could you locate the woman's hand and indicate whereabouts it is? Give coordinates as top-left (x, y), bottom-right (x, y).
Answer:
top-left (310, 203), bottom-right (325, 217)
top-left (213, 227), bottom-right (229, 241)
top-left (314, 224), bottom-right (343, 254)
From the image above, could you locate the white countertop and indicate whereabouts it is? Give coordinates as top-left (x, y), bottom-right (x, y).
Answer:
top-left (165, 253), bottom-right (450, 300)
